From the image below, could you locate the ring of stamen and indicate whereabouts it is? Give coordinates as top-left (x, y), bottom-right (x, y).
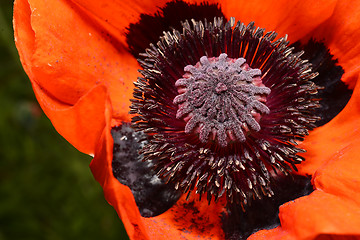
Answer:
top-left (130, 17), bottom-right (321, 207)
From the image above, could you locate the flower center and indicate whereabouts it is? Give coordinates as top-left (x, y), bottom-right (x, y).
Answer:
top-left (130, 17), bottom-right (321, 207)
top-left (173, 53), bottom-right (271, 147)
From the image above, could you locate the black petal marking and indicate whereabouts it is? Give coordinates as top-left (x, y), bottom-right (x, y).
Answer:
top-left (111, 123), bottom-right (181, 217)
top-left (126, 0), bottom-right (225, 57)
top-left (292, 39), bottom-right (352, 126)
top-left (222, 175), bottom-right (313, 240)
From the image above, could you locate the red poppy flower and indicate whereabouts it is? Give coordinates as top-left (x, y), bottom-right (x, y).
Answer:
top-left (13, 0), bottom-right (360, 239)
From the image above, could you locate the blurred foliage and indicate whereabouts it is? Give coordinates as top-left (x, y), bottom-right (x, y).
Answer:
top-left (0, 2), bottom-right (129, 240)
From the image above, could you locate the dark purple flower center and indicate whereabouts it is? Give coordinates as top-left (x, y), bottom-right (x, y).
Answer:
top-left (173, 54), bottom-right (270, 147)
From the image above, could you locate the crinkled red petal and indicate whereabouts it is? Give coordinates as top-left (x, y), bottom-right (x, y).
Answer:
top-left (310, 0), bottom-right (360, 89)
top-left (221, 0), bottom-right (337, 42)
top-left (14, 0), bottom-right (138, 123)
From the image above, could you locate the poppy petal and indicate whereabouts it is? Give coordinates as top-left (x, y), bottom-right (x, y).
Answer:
top-left (276, 132), bottom-right (360, 239)
top-left (220, 0), bottom-right (337, 42)
top-left (298, 77), bottom-right (360, 175)
top-left (310, 0), bottom-right (360, 88)
top-left (141, 196), bottom-right (226, 240)
top-left (31, 80), bottom-right (110, 155)
top-left (313, 139), bottom-right (360, 209)
top-left (68, 0), bottom-right (170, 46)
top-left (249, 81), bottom-right (360, 240)
top-left (66, 0), bottom-right (220, 56)
top-left (250, 190), bottom-right (360, 240)
top-left (247, 227), bottom-right (291, 240)
top-left (13, 0), bottom-right (138, 122)
top-left (279, 191), bottom-right (360, 239)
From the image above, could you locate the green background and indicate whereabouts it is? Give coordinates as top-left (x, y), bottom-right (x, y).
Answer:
top-left (0, 2), bottom-right (129, 239)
